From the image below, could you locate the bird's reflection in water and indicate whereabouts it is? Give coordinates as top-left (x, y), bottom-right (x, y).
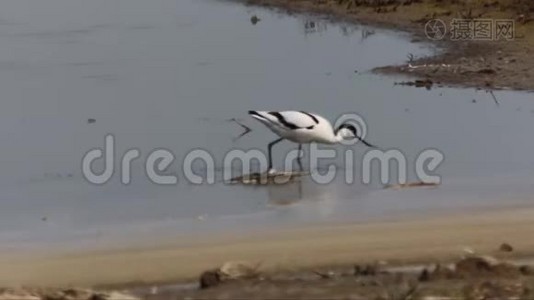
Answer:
top-left (266, 176), bottom-right (304, 207)
top-left (266, 175), bottom-right (343, 221)
top-left (265, 174), bottom-right (334, 205)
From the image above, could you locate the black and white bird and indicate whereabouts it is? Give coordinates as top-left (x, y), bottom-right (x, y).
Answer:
top-left (249, 110), bottom-right (375, 172)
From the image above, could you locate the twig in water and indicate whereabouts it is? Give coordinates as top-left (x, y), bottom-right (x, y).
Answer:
top-left (361, 28), bottom-right (375, 41)
top-left (488, 90), bottom-right (500, 106)
top-left (406, 53), bottom-right (415, 63)
top-left (229, 118), bottom-right (252, 141)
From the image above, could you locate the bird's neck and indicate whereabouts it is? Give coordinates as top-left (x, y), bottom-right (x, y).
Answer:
top-left (330, 132), bottom-right (344, 144)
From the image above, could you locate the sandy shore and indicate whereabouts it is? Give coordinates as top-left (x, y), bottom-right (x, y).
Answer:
top-left (245, 0), bottom-right (534, 91)
top-left (1, 206), bottom-right (534, 288)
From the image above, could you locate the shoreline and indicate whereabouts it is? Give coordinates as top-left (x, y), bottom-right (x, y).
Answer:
top-left (2, 206), bottom-right (534, 288)
top-left (244, 0), bottom-right (534, 91)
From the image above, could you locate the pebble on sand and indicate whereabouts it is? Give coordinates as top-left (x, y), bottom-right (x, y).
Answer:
top-left (499, 242), bottom-right (514, 252)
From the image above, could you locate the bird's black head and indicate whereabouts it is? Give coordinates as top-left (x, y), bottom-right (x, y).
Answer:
top-left (336, 123), bottom-right (357, 137)
top-left (335, 123), bottom-right (376, 148)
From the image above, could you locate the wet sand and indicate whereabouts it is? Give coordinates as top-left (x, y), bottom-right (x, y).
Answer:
top-left (245, 0), bottom-right (534, 91)
top-left (1, 206), bottom-right (534, 288)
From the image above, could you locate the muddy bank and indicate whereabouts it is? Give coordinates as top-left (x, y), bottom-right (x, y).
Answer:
top-left (1, 207), bottom-right (534, 298)
top-left (141, 254), bottom-right (534, 299)
top-left (0, 288), bottom-right (139, 300)
top-left (245, 0), bottom-right (534, 91)
top-left (2, 207), bottom-right (534, 287)
top-left (5, 251), bottom-right (534, 299)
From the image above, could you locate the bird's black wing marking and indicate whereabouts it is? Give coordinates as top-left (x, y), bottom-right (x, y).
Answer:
top-left (268, 111), bottom-right (300, 130)
top-left (299, 111), bottom-right (319, 124)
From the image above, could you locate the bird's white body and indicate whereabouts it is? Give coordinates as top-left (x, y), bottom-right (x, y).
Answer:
top-left (249, 111), bottom-right (339, 144)
top-left (248, 110), bottom-right (374, 171)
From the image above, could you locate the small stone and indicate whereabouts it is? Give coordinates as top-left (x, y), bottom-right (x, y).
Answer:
top-left (312, 270), bottom-right (335, 279)
top-left (456, 256), bottom-right (496, 274)
top-left (219, 261), bottom-right (261, 279)
top-left (455, 256), bottom-right (521, 278)
top-left (354, 264), bottom-right (362, 276)
top-left (250, 15), bottom-right (261, 25)
top-left (430, 263), bottom-right (455, 280)
top-left (519, 265), bottom-right (532, 275)
top-left (464, 280), bottom-right (526, 300)
top-left (199, 270), bottom-right (221, 289)
top-left (418, 268), bottom-right (430, 282)
top-left (43, 288), bottom-right (93, 300)
top-left (499, 243), bottom-right (514, 252)
top-left (89, 291), bottom-right (139, 300)
top-left (0, 289), bottom-right (39, 300)
top-left (355, 263), bottom-right (379, 276)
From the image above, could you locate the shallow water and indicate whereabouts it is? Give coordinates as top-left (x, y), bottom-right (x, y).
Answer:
top-left (0, 0), bottom-right (533, 251)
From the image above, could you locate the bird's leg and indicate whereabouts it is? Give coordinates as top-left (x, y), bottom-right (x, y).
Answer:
top-left (297, 144), bottom-right (303, 172)
top-left (267, 138), bottom-right (284, 174)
